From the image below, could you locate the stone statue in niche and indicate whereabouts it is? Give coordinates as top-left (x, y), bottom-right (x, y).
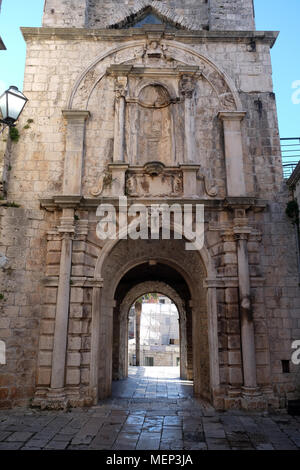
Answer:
top-left (136, 84), bottom-right (173, 165)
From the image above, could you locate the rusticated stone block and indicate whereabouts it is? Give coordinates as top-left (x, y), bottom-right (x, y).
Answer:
top-left (225, 288), bottom-right (239, 304)
top-left (70, 288), bottom-right (84, 304)
top-left (37, 368), bottom-right (51, 386)
top-left (67, 352), bottom-right (81, 367)
top-left (66, 368), bottom-right (80, 385)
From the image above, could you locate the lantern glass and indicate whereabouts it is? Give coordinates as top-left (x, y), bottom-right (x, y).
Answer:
top-left (0, 86), bottom-right (28, 124)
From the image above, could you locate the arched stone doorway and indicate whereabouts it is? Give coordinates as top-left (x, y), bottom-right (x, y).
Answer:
top-left (90, 236), bottom-right (219, 405)
top-left (112, 281), bottom-right (189, 384)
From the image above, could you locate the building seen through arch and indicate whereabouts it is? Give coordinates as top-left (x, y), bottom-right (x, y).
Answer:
top-left (128, 295), bottom-right (180, 368)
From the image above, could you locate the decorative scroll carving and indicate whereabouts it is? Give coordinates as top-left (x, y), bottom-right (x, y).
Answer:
top-left (90, 170), bottom-right (113, 196)
top-left (197, 169), bottom-right (218, 197)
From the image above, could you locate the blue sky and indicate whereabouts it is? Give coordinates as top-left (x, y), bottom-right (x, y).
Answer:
top-left (0, 0), bottom-right (299, 138)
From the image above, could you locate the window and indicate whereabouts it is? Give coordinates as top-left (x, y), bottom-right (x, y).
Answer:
top-left (133, 13), bottom-right (163, 28)
top-left (162, 334), bottom-right (169, 345)
top-left (144, 357), bottom-right (154, 366)
top-left (282, 360), bottom-right (290, 373)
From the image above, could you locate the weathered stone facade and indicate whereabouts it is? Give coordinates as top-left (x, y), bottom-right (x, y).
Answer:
top-left (0, 0), bottom-right (299, 410)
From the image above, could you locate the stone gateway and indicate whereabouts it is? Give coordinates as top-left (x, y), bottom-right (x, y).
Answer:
top-left (0, 0), bottom-right (299, 411)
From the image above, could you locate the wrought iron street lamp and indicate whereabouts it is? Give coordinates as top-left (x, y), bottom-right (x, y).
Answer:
top-left (0, 86), bottom-right (28, 134)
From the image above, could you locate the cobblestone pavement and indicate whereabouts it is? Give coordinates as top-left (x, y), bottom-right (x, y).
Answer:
top-left (0, 367), bottom-right (299, 450)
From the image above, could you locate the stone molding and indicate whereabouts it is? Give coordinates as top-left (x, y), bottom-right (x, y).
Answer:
top-left (21, 27), bottom-right (279, 47)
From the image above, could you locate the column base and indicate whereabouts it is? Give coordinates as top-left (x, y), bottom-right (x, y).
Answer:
top-left (242, 386), bottom-right (262, 397)
top-left (241, 387), bottom-right (269, 410)
top-left (228, 386), bottom-right (242, 398)
top-left (45, 388), bottom-right (70, 410)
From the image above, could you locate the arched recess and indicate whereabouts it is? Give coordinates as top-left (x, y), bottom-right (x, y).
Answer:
top-left (89, 234), bottom-right (220, 406)
top-left (67, 39), bottom-right (242, 111)
top-left (113, 280), bottom-right (188, 383)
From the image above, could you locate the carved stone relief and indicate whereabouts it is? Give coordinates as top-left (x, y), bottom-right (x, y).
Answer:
top-left (126, 163), bottom-right (183, 197)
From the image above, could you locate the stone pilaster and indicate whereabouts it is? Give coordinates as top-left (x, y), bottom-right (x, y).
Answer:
top-left (179, 313), bottom-right (188, 380)
top-left (135, 301), bottom-right (142, 367)
top-left (108, 163), bottom-right (129, 197)
top-left (218, 112), bottom-right (247, 197)
top-left (180, 164), bottom-right (200, 198)
top-left (180, 75), bottom-right (197, 163)
top-left (62, 110), bottom-right (90, 196)
top-left (113, 76), bottom-right (128, 163)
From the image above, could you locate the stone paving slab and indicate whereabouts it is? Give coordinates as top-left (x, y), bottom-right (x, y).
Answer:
top-left (0, 367), bottom-right (299, 450)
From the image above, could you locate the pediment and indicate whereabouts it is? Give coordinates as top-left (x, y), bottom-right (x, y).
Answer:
top-left (108, 5), bottom-right (188, 30)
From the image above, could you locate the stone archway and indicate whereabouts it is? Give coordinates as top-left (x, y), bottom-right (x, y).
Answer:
top-left (113, 280), bottom-right (188, 382)
top-left (89, 236), bottom-right (220, 405)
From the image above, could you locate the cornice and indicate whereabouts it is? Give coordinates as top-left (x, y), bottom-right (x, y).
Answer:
top-left (39, 196), bottom-right (268, 211)
top-left (21, 27), bottom-right (279, 48)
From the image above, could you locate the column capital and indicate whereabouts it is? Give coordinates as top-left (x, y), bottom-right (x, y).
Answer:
top-left (179, 164), bottom-right (201, 172)
top-left (234, 232), bottom-right (250, 242)
top-left (108, 163), bottom-right (129, 171)
top-left (233, 227), bottom-right (252, 240)
top-left (62, 109), bottom-right (90, 121)
top-left (218, 111), bottom-right (247, 121)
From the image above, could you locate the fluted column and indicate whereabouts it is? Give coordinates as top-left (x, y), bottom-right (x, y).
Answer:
top-left (205, 280), bottom-right (221, 395)
top-left (234, 229), bottom-right (258, 392)
top-left (49, 209), bottom-right (74, 397)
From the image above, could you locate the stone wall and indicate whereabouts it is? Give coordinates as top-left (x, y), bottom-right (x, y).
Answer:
top-left (42, 0), bottom-right (255, 31)
top-left (209, 0), bottom-right (255, 31)
top-left (0, 206), bottom-right (49, 407)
